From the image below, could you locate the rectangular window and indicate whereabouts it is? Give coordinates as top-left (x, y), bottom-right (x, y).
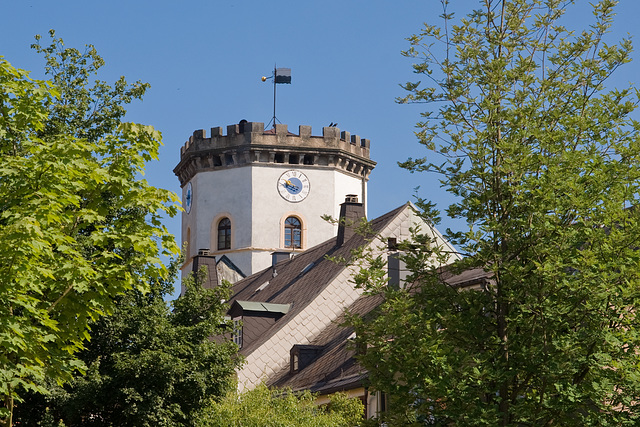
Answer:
top-left (292, 353), bottom-right (299, 371)
top-left (232, 318), bottom-right (243, 348)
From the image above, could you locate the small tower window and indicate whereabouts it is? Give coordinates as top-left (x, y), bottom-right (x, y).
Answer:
top-left (217, 218), bottom-right (231, 250)
top-left (284, 217), bottom-right (302, 249)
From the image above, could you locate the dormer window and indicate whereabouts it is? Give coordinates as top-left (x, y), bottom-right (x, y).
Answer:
top-left (289, 344), bottom-right (323, 375)
top-left (228, 301), bottom-right (290, 350)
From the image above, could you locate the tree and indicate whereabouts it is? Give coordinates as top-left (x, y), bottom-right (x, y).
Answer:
top-left (0, 35), bottom-right (178, 425)
top-left (195, 384), bottom-right (364, 427)
top-left (31, 29), bottom-right (150, 144)
top-left (349, 0), bottom-right (640, 425)
top-left (14, 266), bottom-right (242, 427)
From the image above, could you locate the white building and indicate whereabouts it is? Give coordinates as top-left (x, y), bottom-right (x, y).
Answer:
top-left (174, 121), bottom-right (376, 286)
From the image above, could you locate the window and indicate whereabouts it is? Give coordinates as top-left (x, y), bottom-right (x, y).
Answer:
top-left (232, 318), bottom-right (243, 348)
top-left (217, 218), bottom-right (231, 250)
top-left (284, 216), bottom-right (302, 249)
top-left (376, 392), bottom-right (387, 418)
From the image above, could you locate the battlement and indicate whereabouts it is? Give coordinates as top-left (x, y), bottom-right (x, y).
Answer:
top-left (180, 122), bottom-right (371, 156)
top-left (174, 122), bottom-right (376, 186)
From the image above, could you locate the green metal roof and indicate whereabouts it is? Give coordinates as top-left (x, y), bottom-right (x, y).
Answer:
top-left (235, 300), bottom-right (291, 314)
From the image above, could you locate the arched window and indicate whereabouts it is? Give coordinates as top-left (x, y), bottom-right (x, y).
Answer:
top-left (284, 216), bottom-right (302, 249)
top-left (217, 217), bottom-right (231, 250)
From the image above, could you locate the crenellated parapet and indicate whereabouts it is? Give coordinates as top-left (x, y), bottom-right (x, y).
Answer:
top-left (173, 122), bottom-right (376, 186)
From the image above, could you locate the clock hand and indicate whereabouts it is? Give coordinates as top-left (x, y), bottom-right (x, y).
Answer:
top-left (283, 179), bottom-right (299, 190)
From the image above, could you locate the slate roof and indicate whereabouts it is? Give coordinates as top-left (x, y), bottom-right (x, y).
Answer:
top-left (266, 266), bottom-right (492, 394)
top-left (267, 293), bottom-right (382, 394)
top-left (228, 203), bottom-right (410, 357)
top-left (227, 201), bottom-right (479, 394)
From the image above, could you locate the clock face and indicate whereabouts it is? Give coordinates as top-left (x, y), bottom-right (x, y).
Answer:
top-left (184, 182), bottom-right (193, 214)
top-left (277, 170), bottom-right (310, 202)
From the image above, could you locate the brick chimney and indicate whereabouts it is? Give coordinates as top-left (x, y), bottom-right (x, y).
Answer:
top-left (336, 194), bottom-right (365, 246)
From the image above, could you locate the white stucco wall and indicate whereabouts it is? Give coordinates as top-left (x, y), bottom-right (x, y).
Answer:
top-left (182, 164), bottom-right (367, 278)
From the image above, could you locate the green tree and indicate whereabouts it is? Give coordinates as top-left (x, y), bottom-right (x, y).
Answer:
top-left (31, 29), bottom-right (150, 144)
top-left (14, 266), bottom-right (242, 427)
top-left (350, 0), bottom-right (640, 425)
top-left (196, 384), bottom-right (364, 427)
top-left (0, 37), bottom-right (177, 426)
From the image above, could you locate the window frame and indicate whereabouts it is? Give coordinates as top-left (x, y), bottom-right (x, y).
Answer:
top-left (284, 216), bottom-right (302, 249)
top-left (217, 217), bottom-right (231, 250)
top-left (232, 317), bottom-right (243, 348)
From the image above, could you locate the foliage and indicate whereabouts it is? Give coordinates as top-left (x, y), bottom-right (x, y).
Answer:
top-left (0, 34), bottom-right (178, 425)
top-left (14, 266), bottom-right (242, 427)
top-left (31, 29), bottom-right (150, 143)
top-left (196, 384), bottom-right (364, 427)
top-left (350, 0), bottom-right (640, 425)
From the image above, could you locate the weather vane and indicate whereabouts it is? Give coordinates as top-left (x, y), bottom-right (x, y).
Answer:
top-left (262, 66), bottom-right (291, 128)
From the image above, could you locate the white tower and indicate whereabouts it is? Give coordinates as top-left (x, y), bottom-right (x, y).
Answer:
top-left (174, 121), bottom-right (376, 280)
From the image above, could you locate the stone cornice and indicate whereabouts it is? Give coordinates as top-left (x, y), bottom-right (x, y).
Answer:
top-left (174, 122), bottom-right (377, 186)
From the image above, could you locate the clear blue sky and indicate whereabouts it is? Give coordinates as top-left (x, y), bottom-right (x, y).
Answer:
top-left (3, 0), bottom-right (639, 297)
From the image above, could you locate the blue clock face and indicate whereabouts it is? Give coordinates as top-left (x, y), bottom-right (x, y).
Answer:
top-left (185, 182), bottom-right (193, 214)
top-left (277, 170), bottom-right (310, 202)
top-left (284, 177), bottom-right (303, 195)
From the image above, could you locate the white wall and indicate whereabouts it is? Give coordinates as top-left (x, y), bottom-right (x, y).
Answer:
top-left (182, 164), bottom-right (367, 277)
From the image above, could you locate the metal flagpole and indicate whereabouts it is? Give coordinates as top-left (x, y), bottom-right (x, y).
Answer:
top-left (273, 65), bottom-right (277, 128)
top-left (262, 66), bottom-right (291, 129)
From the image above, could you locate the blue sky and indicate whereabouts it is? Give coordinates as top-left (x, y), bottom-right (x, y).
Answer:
top-left (3, 0), bottom-right (639, 297)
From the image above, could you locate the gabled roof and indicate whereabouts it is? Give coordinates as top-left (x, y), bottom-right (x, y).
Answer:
top-left (228, 203), bottom-right (411, 357)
